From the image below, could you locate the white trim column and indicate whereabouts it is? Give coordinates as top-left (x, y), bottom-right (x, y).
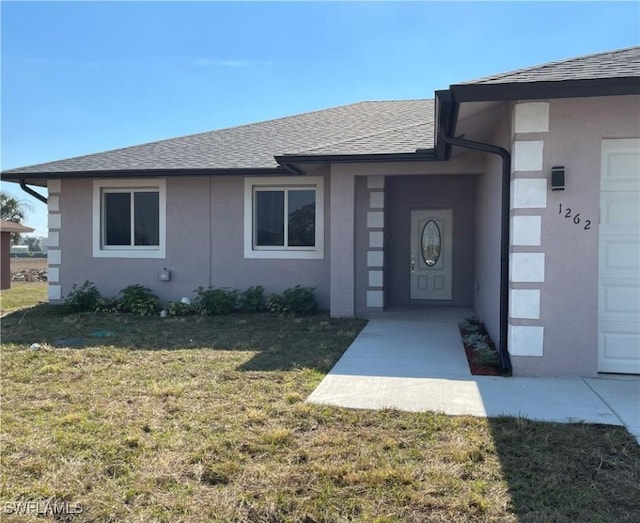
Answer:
top-left (509, 102), bottom-right (549, 358)
top-left (366, 175), bottom-right (385, 310)
top-left (47, 179), bottom-right (62, 301)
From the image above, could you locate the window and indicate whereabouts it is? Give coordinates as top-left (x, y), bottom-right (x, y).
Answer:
top-left (103, 190), bottom-right (160, 247)
top-left (255, 188), bottom-right (316, 247)
top-left (93, 179), bottom-right (166, 258)
top-left (244, 176), bottom-right (324, 259)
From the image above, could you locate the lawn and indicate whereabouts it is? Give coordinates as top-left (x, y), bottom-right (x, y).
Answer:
top-left (0, 282), bottom-right (47, 313)
top-left (1, 290), bottom-right (639, 522)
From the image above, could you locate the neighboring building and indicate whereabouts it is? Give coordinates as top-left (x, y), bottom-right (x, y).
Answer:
top-left (2, 47), bottom-right (639, 376)
top-left (0, 219), bottom-right (35, 290)
top-left (9, 245), bottom-right (29, 254)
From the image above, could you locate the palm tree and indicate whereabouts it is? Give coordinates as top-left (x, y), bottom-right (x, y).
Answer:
top-left (1, 190), bottom-right (33, 244)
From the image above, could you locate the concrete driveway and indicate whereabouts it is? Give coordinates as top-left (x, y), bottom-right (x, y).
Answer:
top-left (308, 308), bottom-right (640, 444)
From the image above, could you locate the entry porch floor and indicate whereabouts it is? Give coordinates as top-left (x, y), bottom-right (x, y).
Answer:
top-left (308, 307), bottom-right (640, 444)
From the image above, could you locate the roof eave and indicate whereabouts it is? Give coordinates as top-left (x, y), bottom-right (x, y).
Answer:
top-left (0, 167), bottom-right (290, 183)
top-left (450, 76), bottom-right (640, 103)
top-left (275, 151), bottom-right (439, 169)
top-left (432, 90), bottom-right (458, 160)
top-left (0, 220), bottom-right (35, 233)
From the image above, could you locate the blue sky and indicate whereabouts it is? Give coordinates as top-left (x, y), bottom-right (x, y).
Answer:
top-left (1, 1), bottom-right (639, 236)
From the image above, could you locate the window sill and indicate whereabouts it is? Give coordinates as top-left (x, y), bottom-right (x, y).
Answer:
top-left (244, 249), bottom-right (323, 260)
top-left (92, 248), bottom-right (166, 259)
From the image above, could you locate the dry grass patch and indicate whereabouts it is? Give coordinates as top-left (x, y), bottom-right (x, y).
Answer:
top-left (0, 282), bottom-right (47, 314)
top-left (8, 257), bottom-right (48, 273)
top-left (1, 302), bottom-right (639, 522)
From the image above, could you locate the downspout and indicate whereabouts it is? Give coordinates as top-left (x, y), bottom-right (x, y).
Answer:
top-left (19, 179), bottom-right (48, 204)
top-left (439, 133), bottom-right (513, 376)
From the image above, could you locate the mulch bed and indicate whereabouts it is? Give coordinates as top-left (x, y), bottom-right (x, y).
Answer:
top-left (459, 320), bottom-right (502, 376)
top-left (463, 345), bottom-right (501, 376)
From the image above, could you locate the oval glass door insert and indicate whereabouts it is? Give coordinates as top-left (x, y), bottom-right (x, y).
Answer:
top-left (421, 220), bottom-right (441, 267)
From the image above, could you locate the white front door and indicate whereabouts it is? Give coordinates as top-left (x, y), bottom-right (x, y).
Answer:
top-left (598, 138), bottom-right (640, 374)
top-left (410, 209), bottom-right (453, 300)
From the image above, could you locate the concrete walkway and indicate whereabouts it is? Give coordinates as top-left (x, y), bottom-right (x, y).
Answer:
top-left (308, 308), bottom-right (640, 444)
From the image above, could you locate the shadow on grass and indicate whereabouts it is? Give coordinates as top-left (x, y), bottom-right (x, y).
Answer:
top-left (486, 416), bottom-right (640, 521)
top-left (0, 304), bottom-right (367, 373)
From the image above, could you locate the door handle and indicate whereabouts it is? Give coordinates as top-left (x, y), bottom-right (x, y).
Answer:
top-left (411, 254), bottom-right (415, 273)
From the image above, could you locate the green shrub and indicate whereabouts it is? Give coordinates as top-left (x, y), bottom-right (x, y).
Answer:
top-left (476, 346), bottom-right (499, 367)
top-left (194, 287), bottom-right (238, 315)
top-left (9, 252), bottom-right (47, 258)
top-left (240, 285), bottom-right (267, 312)
top-left (265, 286), bottom-right (318, 316)
top-left (117, 285), bottom-right (161, 316)
top-left (265, 293), bottom-right (288, 315)
top-left (459, 317), bottom-right (482, 333)
top-left (94, 297), bottom-right (120, 314)
top-left (284, 285), bottom-right (318, 316)
top-left (458, 316), bottom-right (500, 369)
top-left (463, 332), bottom-right (486, 346)
top-left (63, 281), bottom-right (102, 313)
top-left (167, 301), bottom-right (195, 316)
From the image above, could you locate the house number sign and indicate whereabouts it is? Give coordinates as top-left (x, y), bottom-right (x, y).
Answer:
top-left (558, 204), bottom-right (592, 230)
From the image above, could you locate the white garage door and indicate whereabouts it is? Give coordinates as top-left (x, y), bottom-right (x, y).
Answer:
top-left (598, 139), bottom-right (640, 374)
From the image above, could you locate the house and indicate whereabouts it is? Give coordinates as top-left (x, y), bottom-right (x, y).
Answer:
top-left (0, 219), bottom-right (35, 290)
top-left (2, 47), bottom-right (639, 377)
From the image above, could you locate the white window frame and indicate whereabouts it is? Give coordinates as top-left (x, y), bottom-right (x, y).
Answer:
top-left (244, 176), bottom-right (324, 259)
top-left (92, 179), bottom-right (166, 258)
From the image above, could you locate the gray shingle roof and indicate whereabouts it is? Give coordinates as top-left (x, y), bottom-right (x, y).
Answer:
top-left (295, 122), bottom-right (433, 155)
top-left (4, 100), bottom-right (433, 174)
top-left (460, 46), bottom-right (640, 85)
top-left (3, 47), bottom-right (638, 177)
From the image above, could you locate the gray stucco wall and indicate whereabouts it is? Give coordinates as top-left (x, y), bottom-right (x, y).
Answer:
top-left (329, 165), bottom-right (356, 317)
top-left (385, 175), bottom-right (476, 307)
top-left (473, 107), bottom-right (511, 345)
top-left (57, 171), bottom-right (331, 308)
top-left (511, 94), bottom-right (640, 376)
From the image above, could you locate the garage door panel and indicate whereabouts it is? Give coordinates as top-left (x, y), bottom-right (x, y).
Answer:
top-left (599, 236), bottom-right (640, 279)
top-left (601, 139), bottom-right (640, 191)
top-left (600, 193), bottom-right (640, 235)
top-left (598, 323), bottom-right (640, 375)
top-left (599, 281), bottom-right (640, 321)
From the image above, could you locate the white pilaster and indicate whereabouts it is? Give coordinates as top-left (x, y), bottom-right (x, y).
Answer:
top-left (509, 325), bottom-right (544, 357)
